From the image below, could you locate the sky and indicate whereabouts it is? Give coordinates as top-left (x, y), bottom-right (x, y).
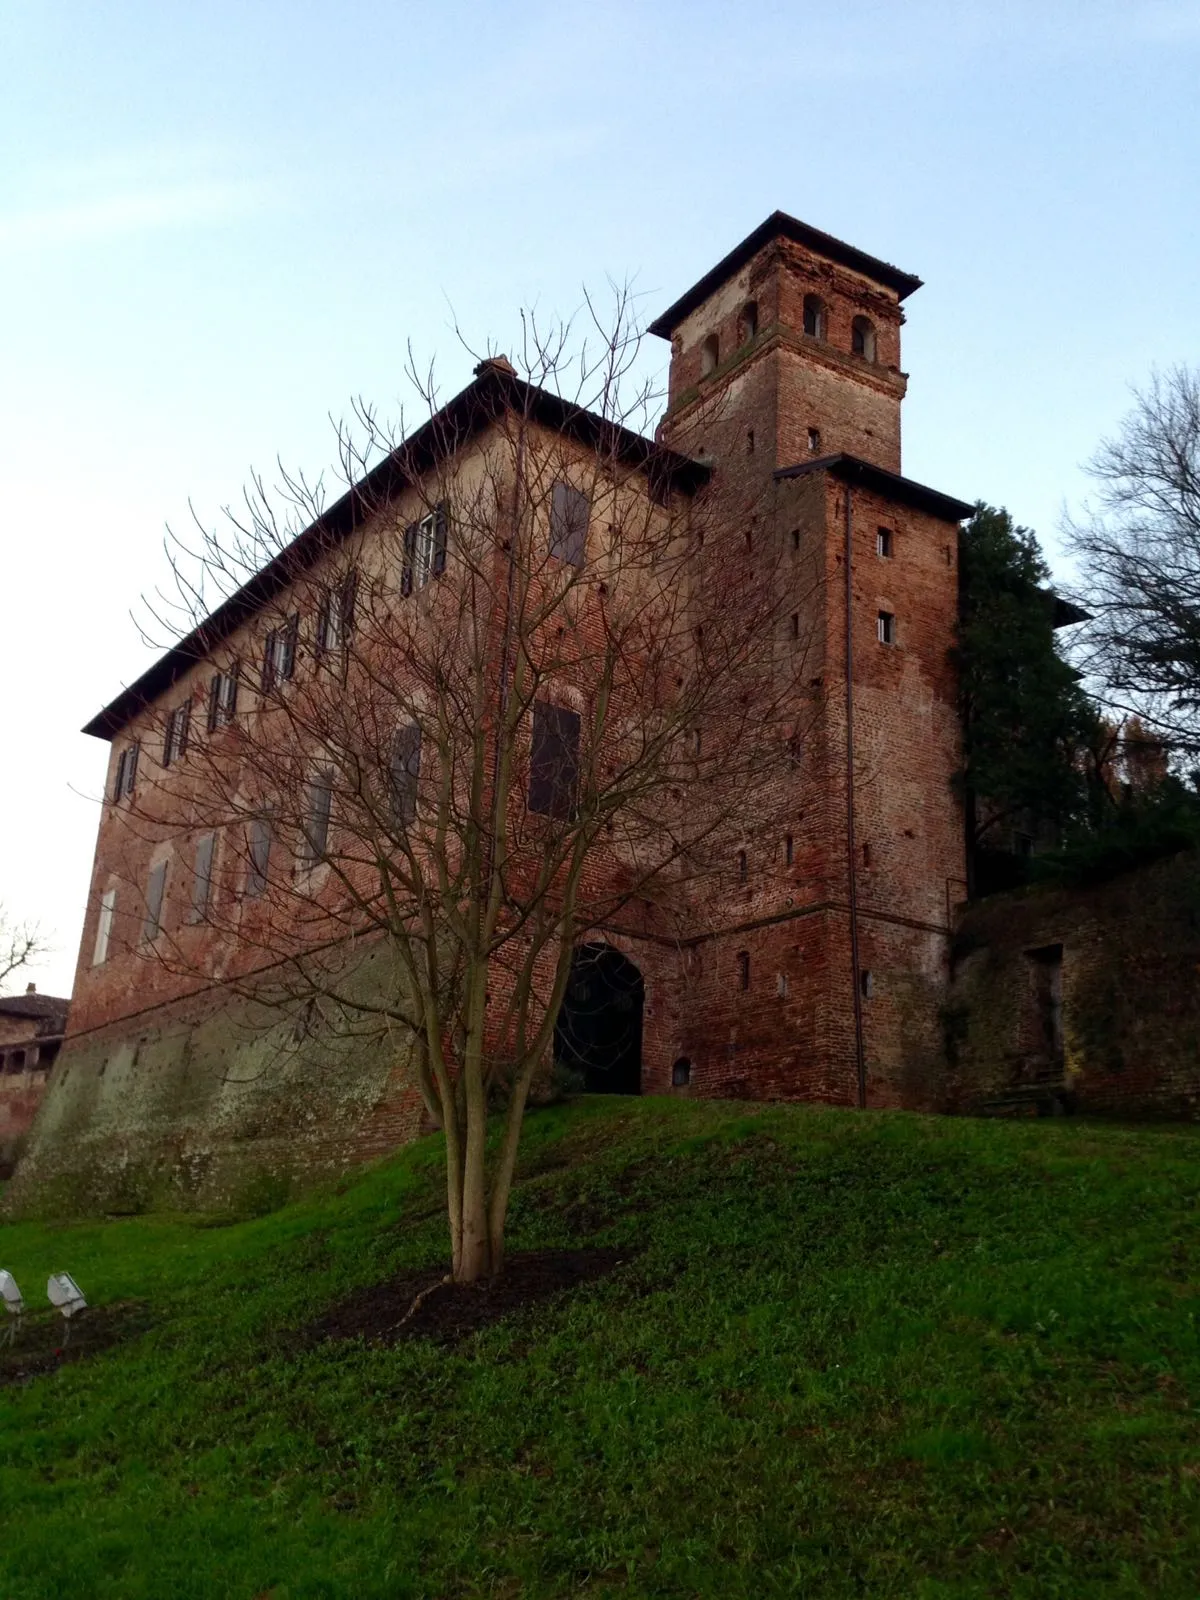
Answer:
top-left (2, 0), bottom-right (1199, 997)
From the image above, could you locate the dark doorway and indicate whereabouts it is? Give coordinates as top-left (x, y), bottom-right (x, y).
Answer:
top-left (554, 943), bottom-right (644, 1094)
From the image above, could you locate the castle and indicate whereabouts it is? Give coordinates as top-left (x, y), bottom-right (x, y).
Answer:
top-left (12, 213), bottom-right (991, 1213)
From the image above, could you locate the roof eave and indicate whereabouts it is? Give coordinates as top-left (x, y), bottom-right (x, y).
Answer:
top-left (774, 453), bottom-right (974, 524)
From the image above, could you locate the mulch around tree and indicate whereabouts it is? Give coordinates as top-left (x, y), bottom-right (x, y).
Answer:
top-left (305, 1247), bottom-right (632, 1349)
top-left (0, 1302), bottom-right (153, 1387)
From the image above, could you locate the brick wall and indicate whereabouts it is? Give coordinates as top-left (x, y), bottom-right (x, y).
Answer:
top-left (945, 851), bottom-right (1200, 1118)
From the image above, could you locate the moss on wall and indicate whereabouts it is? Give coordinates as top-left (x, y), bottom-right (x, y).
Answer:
top-left (4, 943), bottom-right (425, 1218)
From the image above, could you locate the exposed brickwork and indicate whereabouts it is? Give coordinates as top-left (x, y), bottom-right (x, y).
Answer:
top-left (945, 852), bottom-right (1200, 1119)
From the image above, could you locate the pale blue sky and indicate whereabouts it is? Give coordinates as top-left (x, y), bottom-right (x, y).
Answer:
top-left (3, 0), bottom-right (1199, 994)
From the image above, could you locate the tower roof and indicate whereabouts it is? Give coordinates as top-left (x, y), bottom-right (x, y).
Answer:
top-left (648, 212), bottom-right (922, 339)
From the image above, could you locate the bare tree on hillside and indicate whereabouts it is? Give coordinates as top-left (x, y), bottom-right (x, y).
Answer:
top-left (114, 298), bottom-right (821, 1283)
top-left (1065, 366), bottom-right (1200, 758)
top-left (0, 906), bottom-right (48, 993)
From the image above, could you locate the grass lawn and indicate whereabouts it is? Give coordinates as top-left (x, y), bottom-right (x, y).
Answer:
top-left (1, 1097), bottom-right (1198, 1598)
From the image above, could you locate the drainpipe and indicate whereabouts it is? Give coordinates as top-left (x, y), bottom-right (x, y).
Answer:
top-left (843, 482), bottom-right (867, 1108)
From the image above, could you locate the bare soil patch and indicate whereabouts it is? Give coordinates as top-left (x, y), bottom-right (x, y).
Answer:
top-left (306, 1247), bottom-right (631, 1348)
top-left (0, 1301), bottom-right (152, 1387)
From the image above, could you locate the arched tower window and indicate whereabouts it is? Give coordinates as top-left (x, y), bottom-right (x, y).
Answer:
top-left (802, 295), bottom-right (826, 339)
top-left (739, 300), bottom-right (758, 343)
top-left (700, 333), bottom-right (719, 376)
top-left (852, 316), bottom-right (877, 362)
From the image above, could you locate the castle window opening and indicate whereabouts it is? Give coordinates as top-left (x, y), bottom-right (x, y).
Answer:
top-left (790, 612), bottom-right (800, 640)
top-left (92, 886), bottom-right (116, 966)
top-left (776, 972), bottom-right (788, 998)
top-left (737, 849), bottom-right (748, 882)
top-left (862, 841), bottom-right (872, 869)
top-left (402, 506), bottom-right (447, 592)
top-left (746, 429), bottom-right (755, 454)
top-left (877, 610), bottom-right (896, 645)
top-left (549, 482), bottom-right (590, 566)
top-left (390, 723), bottom-right (422, 827)
top-left (207, 664), bottom-right (240, 731)
top-left (672, 1056), bottom-right (692, 1087)
top-left (739, 300), bottom-right (758, 343)
top-left (807, 426), bottom-right (821, 453)
top-left (301, 769), bottom-right (334, 864)
top-left (791, 528), bottom-right (801, 551)
top-left (802, 295), bottom-right (825, 339)
top-left (162, 704), bottom-right (190, 768)
top-left (738, 950), bottom-right (751, 990)
top-left (877, 526), bottom-right (894, 558)
top-left (142, 860), bottom-right (167, 944)
top-left (246, 816), bottom-right (272, 898)
top-left (261, 615), bottom-right (298, 692)
top-left (700, 333), bottom-right (719, 376)
top-left (529, 701), bottom-right (581, 819)
top-left (785, 834), bottom-right (794, 866)
top-left (113, 741), bottom-right (139, 801)
top-left (851, 316), bottom-right (877, 361)
top-left (190, 832), bottom-right (216, 924)
top-left (860, 970), bottom-right (874, 998)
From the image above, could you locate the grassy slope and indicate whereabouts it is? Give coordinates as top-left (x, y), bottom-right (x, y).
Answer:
top-left (1, 1097), bottom-right (1198, 1599)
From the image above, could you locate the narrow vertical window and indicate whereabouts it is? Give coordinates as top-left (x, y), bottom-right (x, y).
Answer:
top-left (860, 970), bottom-right (874, 999)
top-left (142, 861), bottom-right (167, 943)
top-left (790, 612), bottom-right (800, 640)
top-left (877, 527), bottom-right (894, 559)
top-left (802, 296), bottom-right (825, 339)
top-left (529, 702), bottom-right (581, 819)
top-left (700, 333), bottom-right (719, 376)
top-left (807, 426), bottom-right (821, 453)
top-left (302, 770), bottom-right (334, 864)
top-left (190, 832), bottom-right (216, 923)
top-left (93, 887), bottom-right (116, 966)
top-left (737, 849), bottom-right (748, 882)
top-left (389, 723), bottom-right (422, 827)
top-left (851, 317), bottom-right (877, 362)
top-left (737, 950), bottom-right (751, 991)
top-left (672, 1057), bottom-right (692, 1087)
top-left (785, 834), bottom-right (794, 867)
top-left (739, 301), bottom-right (758, 343)
top-left (549, 482), bottom-right (590, 567)
top-left (246, 817), bottom-right (271, 898)
top-left (776, 972), bottom-right (788, 998)
top-left (878, 611), bottom-right (896, 645)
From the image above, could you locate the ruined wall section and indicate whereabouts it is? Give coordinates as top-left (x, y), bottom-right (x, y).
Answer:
top-left (946, 852), bottom-right (1200, 1119)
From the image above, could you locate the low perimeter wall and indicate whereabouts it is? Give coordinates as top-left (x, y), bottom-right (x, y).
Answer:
top-left (4, 943), bottom-right (426, 1218)
top-left (945, 850), bottom-right (1200, 1119)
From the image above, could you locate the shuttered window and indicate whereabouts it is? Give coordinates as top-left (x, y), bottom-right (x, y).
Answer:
top-left (208, 664), bottom-right (240, 730)
top-left (163, 706), bottom-right (190, 767)
top-left (142, 861), bottom-right (167, 942)
top-left (389, 724), bottom-right (422, 827)
top-left (402, 505), bottom-right (448, 595)
top-left (246, 818), bottom-right (271, 898)
top-left (549, 482), bottom-right (589, 566)
top-left (113, 741), bottom-right (140, 800)
top-left (190, 832), bottom-right (216, 922)
top-left (301, 769), bottom-right (334, 863)
top-left (317, 573), bottom-right (357, 654)
top-left (262, 617), bottom-right (298, 691)
top-left (528, 702), bottom-right (581, 819)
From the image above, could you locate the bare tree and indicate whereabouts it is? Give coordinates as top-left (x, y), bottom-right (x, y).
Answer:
top-left (115, 298), bottom-right (818, 1283)
top-left (1065, 366), bottom-right (1200, 757)
top-left (0, 906), bottom-right (48, 992)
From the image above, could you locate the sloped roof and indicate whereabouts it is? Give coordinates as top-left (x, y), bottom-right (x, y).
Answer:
top-left (84, 369), bottom-right (709, 742)
top-left (775, 453), bottom-right (974, 523)
top-left (648, 211), bottom-right (923, 339)
top-left (0, 992), bottom-right (70, 1032)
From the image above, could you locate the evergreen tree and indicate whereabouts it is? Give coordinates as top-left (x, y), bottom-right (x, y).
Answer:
top-left (955, 504), bottom-right (1096, 892)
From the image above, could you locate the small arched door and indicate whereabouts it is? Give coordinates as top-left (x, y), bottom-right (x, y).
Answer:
top-left (554, 943), bottom-right (644, 1095)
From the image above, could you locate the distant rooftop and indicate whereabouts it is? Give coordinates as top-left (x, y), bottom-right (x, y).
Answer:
top-left (0, 989), bottom-right (70, 1032)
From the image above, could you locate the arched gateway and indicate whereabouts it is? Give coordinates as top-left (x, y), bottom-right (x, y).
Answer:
top-left (553, 943), bottom-right (644, 1095)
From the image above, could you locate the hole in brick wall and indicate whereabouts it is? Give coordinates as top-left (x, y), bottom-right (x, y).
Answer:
top-left (700, 334), bottom-right (719, 376)
top-left (776, 972), bottom-right (788, 998)
top-left (672, 1056), bottom-right (692, 1087)
top-left (739, 300), bottom-right (758, 343)
top-left (737, 849), bottom-right (748, 882)
top-left (803, 295), bottom-right (825, 339)
top-left (862, 841), bottom-right (871, 869)
top-left (807, 427), bottom-right (821, 453)
top-left (744, 527), bottom-right (753, 552)
top-left (738, 951), bottom-right (751, 990)
top-left (790, 612), bottom-right (800, 639)
top-left (860, 970), bottom-right (874, 998)
top-left (791, 528), bottom-right (801, 551)
top-left (746, 429), bottom-right (755, 454)
top-left (877, 611), bottom-right (896, 645)
top-left (785, 833), bottom-right (794, 866)
top-left (877, 526), bottom-right (894, 558)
